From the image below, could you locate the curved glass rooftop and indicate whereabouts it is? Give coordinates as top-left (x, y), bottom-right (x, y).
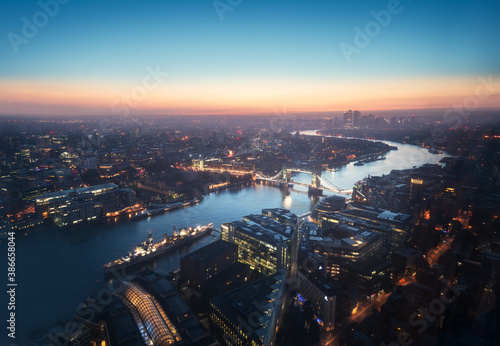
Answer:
top-left (117, 282), bottom-right (182, 346)
top-left (311, 195), bottom-right (346, 223)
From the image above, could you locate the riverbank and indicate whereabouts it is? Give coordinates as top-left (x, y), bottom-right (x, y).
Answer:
top-left (312, 128), bottom-right (451, 158)
top-left (132, 181), bottom-right (254, 222)
top-left (6, 137), bottom-right (450, 342)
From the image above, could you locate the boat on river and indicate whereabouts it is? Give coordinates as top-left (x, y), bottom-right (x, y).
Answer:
top-left (131, 198), bottom-right (201, 221)
top-left (102, 223), bottom-right (213, 274)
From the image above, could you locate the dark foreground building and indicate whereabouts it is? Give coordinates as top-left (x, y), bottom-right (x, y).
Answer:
top-left (90, 271), bottom-right (218, 346)
top-left (209, 272), bottom-right (286, 346)
top-left (180, 240), bottom-right (238, 290)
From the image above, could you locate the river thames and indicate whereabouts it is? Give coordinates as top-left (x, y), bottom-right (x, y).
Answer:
top-left (3, 134), bottom-right (450, 340)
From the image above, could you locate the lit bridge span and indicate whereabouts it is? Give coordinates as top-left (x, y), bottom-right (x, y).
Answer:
top-left (255, 168), bottom-right (352, 195)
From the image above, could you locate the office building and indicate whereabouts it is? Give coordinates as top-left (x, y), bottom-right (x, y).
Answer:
top-left (180, 240), bottom-right (238, 290)
top-left (21, 182), bottom-right (54, 203)
top-left (209, 272), bottom-right (286, 346)
top-left (242, 213), bottom-right (292, 237)
top-left (340, 257), bottom-right (391, 297)
top-left (34, 183), bottom-right (135, 225)
top-left (309, 225), bottom-right (384, 279)
top-left (50, 134), bottom-right (68, 146)
top-left (98, 162), bottom-right (130, 179)
top-left (409, 175), bottom-right (425, 202)
top-left (391, 247), bottom-right (423, 277)
top-left (56, 200), bottom-right (102, 227)
top-left (297, 271), bottom-right (355, 331)
top-left (199, 159), bottom-right (255, 174)
top-left (203, 262), bottom-right (251, 296)
top-left (261, 208), bottom-right (298, 226)
top-left (221, 220), bottom-right (289, 275)
top-left (320, 206), bottom-right (412, 254)
top-left (34, 191), bottom-right (72, 218)
top-left (0, 214), bottom-right (44, 237)
top-left (353, 110), bottom-right (361, 127)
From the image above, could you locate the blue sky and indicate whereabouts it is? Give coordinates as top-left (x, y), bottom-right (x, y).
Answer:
top-left (0, 0), bottom-right (499, 115)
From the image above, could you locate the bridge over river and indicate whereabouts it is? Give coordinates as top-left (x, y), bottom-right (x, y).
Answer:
top-left (255, 167), bottom-right (352, 195)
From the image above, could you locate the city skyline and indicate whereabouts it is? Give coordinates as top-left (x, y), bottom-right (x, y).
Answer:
top-left (1, 0), bottom-right (500, 116)
top-left (1, 1), bottom-right (499, 343)
top-left (1, 115), bottom-right (498, 345)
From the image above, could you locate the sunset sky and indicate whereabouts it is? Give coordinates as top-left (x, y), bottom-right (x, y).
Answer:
top-left (1, 0), bottom-right (499, 116)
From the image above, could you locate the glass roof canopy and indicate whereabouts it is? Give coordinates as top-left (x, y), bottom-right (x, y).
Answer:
top-left (117, 282), bottom-right (182, 346)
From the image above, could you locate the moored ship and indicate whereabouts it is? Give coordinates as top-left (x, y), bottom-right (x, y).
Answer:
top-left (102, 223), bottom-right (213, 274)
top-left (130, 198), bottom-right (201, 221)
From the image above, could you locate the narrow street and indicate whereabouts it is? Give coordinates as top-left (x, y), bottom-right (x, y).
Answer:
top-left (322, 293), bottom-right (390, 346)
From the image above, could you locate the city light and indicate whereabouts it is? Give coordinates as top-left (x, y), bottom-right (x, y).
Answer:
top-left (0, 1), bottom-right (497, 344)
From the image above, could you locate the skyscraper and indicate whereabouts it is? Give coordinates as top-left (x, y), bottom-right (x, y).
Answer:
top-left (343, 110), bottom-right (354, 128)
top-left (353, 110), bottom-right (361, 127)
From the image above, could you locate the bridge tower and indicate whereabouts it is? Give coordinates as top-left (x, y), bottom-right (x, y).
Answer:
top-left (311, 166), bottom-right (321, 188)
top-left (282, 167), bottom-right (290, 183)
top-left (309, 166), bottom-right (323, 196)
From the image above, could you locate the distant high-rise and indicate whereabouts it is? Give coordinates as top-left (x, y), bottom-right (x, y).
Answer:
top-left (343, 110), bottom-right (354, 128)
top-left (410, 175), bottom-right (424, 202)
top-left (369, 114), bottom-right (375, 128)
top-left (353, 110), bottom-right (361, 127)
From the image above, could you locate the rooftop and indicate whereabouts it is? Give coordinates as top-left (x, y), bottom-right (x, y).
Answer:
top-left (315, 222), bottom-right (381, 251)
top-left (182, 240), bottom-right (236, 262)
top-left (224, 220), bottom-right (289, 246)
top-left (34, 190), bottom-right (70, 201)
top-left (242, 215), bottom-right (290, 238)
top-left (262, 208), bottom-right (298, 223)
top-left (341, 206), bottom-right (410, 226)
top-left (35, 183), bottom-right (119, 201)
top-left (133, 271), bottom-right (213, 344)
top-left (71, 183), bottom-right (118, 195)
top-left (301, 272), bottom-right (342, 297)
top-left (210, 272), bottom-right (285, 341)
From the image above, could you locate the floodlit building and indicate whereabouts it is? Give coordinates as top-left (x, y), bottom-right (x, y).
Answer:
top-left (320, 206), bottom-right (412, 254)
top-left (34, 183), bottom-right (136, 226)
top-left (309, 225), bottom-right (384, 279)
top-left (57, 200), bottom-right (102, 227)
top-left (221, 220), bottom-right (289, 275)
top-left (34, 191), bottom-right (71, 218)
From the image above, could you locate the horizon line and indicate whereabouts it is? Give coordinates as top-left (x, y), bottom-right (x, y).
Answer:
top-left (1, 107), bottom-right (500, 119)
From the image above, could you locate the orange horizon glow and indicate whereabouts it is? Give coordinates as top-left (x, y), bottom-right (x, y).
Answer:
top-left (1, 76), bottom-right (499, 116)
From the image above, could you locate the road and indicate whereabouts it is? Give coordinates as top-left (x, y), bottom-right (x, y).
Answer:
top-left (322, 233), bottom-right (456, 346)
top-left (426, 235), bottom-right (455, 267)
top-left (322, 293), bottom-right (390, 346)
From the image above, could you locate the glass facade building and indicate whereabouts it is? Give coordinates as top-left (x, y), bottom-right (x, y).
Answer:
top-left (221, 221), bottom-right (289, 276)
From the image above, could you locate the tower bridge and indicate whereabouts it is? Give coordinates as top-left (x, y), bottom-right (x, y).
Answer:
top-left (255, 167), bottom-right (352, 195)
